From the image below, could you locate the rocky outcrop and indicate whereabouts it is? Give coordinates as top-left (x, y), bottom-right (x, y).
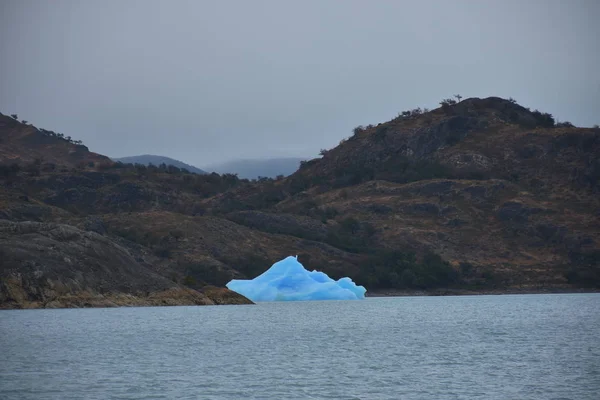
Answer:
top-left (0, 220), bottom-right (252, 308)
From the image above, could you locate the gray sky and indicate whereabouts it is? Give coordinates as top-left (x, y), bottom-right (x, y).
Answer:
top-left (1, 0), bottom-right (598, 166)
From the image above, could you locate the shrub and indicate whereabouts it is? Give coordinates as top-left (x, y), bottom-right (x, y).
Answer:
top-left (319, 206), bottom-right (339, 220)
top-left (440, 98), bottom-right (457, 114)
top-left (97, 162), bottom-right (113, 171)
top-left (362, 221), bottom-right (377, 237)
top-left (24, 162), bottom-right (41, 176)
top-left (183, 275), bottom-right (197, 286)
top-left (0, 163), bottom-right (20, 178)
top-left (530, 110), bottom-right (555, 128)
top-left (153, 246), bottom-right (172, 258)
top-left (374, 125), bottom-right (388, 140)
top-left (353, 125), bottom-right (365, 136)
top-left (169, 229), bottom-right (184, 241)
top-left (340, 217), bottom-right (360, 233)
top-left (440, 98), bottom-right (457, 106)
top-left (42, 162), bottom-right (56, 172)
top-left (397, 108), bottom-right (424, 120)
top-left (459, 262), bottom-right (475, 276)
top-left (356, 249), bottom-right (460, 289)
top-left (181, 261), bottom-right (232, 287)
top-left (167, 165), bottom-right (181, 174)
top-left (555, 121), bottom-right (575, 128)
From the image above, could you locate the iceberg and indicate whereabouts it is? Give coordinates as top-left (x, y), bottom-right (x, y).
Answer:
top-left (226, 256), bottom-right (366, 302)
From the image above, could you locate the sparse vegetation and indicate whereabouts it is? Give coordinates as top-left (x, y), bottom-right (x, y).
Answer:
top-left (440, 98), bottom-right (457, 106)
top-left (395, 107), bottom-right (426, 121)
top-left (439, 97), bottom-right (457, 113)
top-left (0, 163), bottom-right (20, 179)
top-left (353, 125), bottom-right (365, 136)
top-left (6, 114), bottom-right (87, 146)
top-left (179, 260), bottom-right (232, 287)
top-left (530, 109), bottom-right (555, 128)
top-left (1, 96), bottom-right (597, 302)
top-left (374, 125), bottom-right (388, 140)
top-left (355, 249), bottom-right (461, 289)
top-left (555, 121), bottom-right (575, 128)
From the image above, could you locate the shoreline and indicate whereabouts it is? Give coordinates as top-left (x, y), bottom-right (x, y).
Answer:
top-left (365, 287), bottom-right (600, 297)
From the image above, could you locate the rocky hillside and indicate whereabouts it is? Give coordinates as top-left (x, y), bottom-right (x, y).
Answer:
top-left (0, 113), bottom-right (109, 167)
top-left (0, 220), bottom-right (250, 308)
top-left (1, 97), bottom-right (598, 308)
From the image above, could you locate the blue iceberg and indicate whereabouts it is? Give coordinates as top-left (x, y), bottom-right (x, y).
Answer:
top-left (226, 256), bottom-right (366, 302)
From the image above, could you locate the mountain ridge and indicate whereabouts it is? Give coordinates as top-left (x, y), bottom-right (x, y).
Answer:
top-left (1, 97), bottom-right (598, 308)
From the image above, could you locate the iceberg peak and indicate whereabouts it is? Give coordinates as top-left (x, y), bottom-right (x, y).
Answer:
top-left (226, 256), bottom-right (366, 302)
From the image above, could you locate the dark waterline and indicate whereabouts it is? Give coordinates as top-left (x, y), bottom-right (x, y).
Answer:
top-left (1, 294), bottom-right (599, 399)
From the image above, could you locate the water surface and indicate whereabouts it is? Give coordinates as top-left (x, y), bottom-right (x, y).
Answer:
top-left (1, 294), bottom-right (599, 399)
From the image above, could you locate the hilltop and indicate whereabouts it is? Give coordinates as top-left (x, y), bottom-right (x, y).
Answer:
top-left (0, 113), bottom-right (109, 167)
top-left (1, 97), bottom-right (598, 308)
top-left (112, 155), bottom-right (206, 175)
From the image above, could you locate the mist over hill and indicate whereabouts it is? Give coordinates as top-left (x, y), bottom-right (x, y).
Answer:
top-left (203, 157), bottom-right (307, 180)
top-left (112, 155), bottom-right (206, 174)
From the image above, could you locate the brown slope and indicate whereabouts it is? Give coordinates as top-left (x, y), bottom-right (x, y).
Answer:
top-left (0, 113), bottom-right (109, 167)
top-left (289, 97), bottom-right (598, 198)
top-left (207, 97), bottom-right (599, 289)
top-left (0, 219), bottom-right (252, 309)
top-left (1, 97), bottom-right (598, 305)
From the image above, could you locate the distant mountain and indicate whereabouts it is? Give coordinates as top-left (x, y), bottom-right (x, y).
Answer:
top-left (203, 157), bottom-right (307, 179)
top-left (112, 155), bottom-right (206, 174)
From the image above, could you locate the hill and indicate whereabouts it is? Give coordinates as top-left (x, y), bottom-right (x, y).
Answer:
top-left (112, 155), bottom-right (206, 174)
top-left (0, 113), bottom-right (109, 167)
top-left (1, 97), bottom-right (598, 308)
top-left (203, 157), bottom-right (306, 179)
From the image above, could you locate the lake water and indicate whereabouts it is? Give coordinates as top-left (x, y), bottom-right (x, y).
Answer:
top-left (1, 294), bottom-right (599, 399)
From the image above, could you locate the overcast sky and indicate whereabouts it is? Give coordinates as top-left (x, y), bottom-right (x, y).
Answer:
top-left (1, 0), bottom-right (598, 166)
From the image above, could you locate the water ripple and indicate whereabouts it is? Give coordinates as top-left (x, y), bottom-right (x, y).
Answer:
top-left (1, 294), bottom-right (599, 399)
